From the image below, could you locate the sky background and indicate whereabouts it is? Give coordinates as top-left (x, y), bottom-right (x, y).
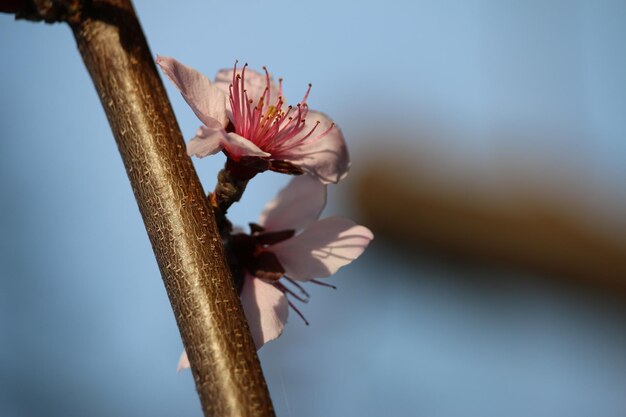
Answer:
top-left (1, 1), bottom-right (626, 416)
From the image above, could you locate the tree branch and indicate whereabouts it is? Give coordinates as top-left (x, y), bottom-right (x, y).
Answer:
top-left (2, 1), bottom-right (275, 416)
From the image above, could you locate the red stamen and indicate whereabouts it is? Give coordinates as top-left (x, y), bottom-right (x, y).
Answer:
top-left (227, 63), bottom-right (330, 156)
top-left (300, 83), bottom-right (312, 105)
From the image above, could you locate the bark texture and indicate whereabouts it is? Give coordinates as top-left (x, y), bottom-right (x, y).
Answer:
top-left (2, 1), bottom-right (275, 415)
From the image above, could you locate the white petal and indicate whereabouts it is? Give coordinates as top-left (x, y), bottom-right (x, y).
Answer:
top-left (259, 175), bottom-right (327, 232)
top-left (276, 111), bottom-right (350, 184)
top-left (187, 126), bottom-right (226, 158)
top-left (156, 56), bottom-right (229, 128)
top-left (241, 275), bottom-right (288, 349)
top-left (271, 217), bottom-right (373, 280)
top-left (177, 351), bottom-right (190, 372)
top-left (223, 133), bottom-right (270, 160)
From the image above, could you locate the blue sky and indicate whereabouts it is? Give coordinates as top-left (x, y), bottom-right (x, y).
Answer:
top-left (1, 1), bottom-right (625, 416)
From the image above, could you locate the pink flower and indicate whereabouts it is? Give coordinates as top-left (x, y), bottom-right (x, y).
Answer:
top-left (156, 56), bottom-right (350, 184)
top-left (177, 175), bottom-right (373, 371)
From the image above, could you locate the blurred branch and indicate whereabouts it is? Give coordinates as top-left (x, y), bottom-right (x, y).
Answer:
top-left (1, 1), bottom-right (275, 416)
top-left (356, 157), bottom-right (626, 293)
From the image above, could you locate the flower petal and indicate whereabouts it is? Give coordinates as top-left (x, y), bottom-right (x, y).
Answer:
top-left (271, 217), bottom-right (373, 281)
top-left (223, 133), bottom-right (271, 160)
top-left (187, 126), bottom-right (227, 158)
top-left (277, 111), bottom-right (350, 184)
top-left (177, 351), bottom-right (190, 372)
top-left (259, 175), bottom-right (327, 232)
top-left (241, 275), bottom-right (288, 349)
top-left (214, 66), bottom-right (281, 111)
top-left (156, 55), bottom-right (229, 128)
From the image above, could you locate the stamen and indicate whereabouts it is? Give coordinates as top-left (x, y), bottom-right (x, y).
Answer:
top-left (275, 282), bottom-right (309, 303)
top-left (226, 63), bottom-right (330, 156)
top-left (263, 66), bottom-right (270, 91)
top-left (284, 277), bottom-right (310, 298)
top-left (287, 299), bottom-right (309, 326)
top-left (301, 83), bottom-right (312, 105)
top-left (310, 279), bottom-right (337, 290)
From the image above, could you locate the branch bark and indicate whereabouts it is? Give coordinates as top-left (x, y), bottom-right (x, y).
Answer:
top-left (2, 1), bottom-right (275, 416)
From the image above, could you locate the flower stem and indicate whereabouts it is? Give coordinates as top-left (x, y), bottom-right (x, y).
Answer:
top-left (212, 162), bottom-right (251, 236)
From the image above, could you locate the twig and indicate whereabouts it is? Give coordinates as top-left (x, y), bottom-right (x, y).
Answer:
top-left (1, 1), bottom-right (275, 416)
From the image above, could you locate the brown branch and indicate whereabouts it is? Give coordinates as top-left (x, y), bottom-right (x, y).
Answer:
top-left (356, 156), bottom-right (626, 294)
top-left (2, 1), bottom-right (275, 416)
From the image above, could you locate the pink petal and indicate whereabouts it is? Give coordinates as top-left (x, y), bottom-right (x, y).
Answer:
top-left (187, 129), bottom-right (269, 160)
top-left (223, 133), bottom-right (270, 160)
top-left (241, 275), bottom-right (288, 349)
top-left (187, 126), bottom-right (227, 158)
top-left (214, 67), bottom-right (281, 111)
top-left (156, 55), bottom-right (229, 128)
top-left (277, 111), bottom-right (350, 184)
top-left (259, 175), bottom-right (327, 232)
top-left (271, 217), bottom-right (373, 281)
top-left (177, 351), bottom-right (190, 372)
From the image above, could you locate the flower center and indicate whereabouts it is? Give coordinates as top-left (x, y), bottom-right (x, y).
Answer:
top-left (228, 226), bottom-right (295, 284)
top-left (226, 224), bottom-right (337, 325)
top-left (228, 63), bottom-right (334, 156)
